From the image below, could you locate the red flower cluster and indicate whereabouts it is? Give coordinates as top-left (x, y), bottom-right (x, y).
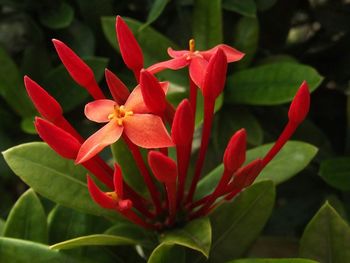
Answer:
top-left (24, 16), bottom-right (310, 230)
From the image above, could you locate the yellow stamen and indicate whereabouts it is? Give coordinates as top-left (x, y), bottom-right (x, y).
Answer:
top-left (106, 191), bottom-right (119, 201)
top-left (108, 104), bottom-right (133, 126)
top-left (189, 39), bottom-right (195, 52)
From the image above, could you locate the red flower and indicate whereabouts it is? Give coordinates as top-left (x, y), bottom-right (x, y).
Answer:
top-left (147, 39), bottom-right (244, 87)
top-left (76, 85), bottom-right (173, 164)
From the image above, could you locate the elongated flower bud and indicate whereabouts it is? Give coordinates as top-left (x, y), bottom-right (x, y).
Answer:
top-left (116, 16), bottom-right (144, 73)
top-left (35, 117), bottom-right (80, 159)
top-left (113, 164), bottom-right (124, 198)
top-left (105, 69), bottom-right (130, 104)
top-left (288, 81), bottom-right (310, 124)
top-left (171, 99), bottom-right (194, 146)
top-left (87, 176), bottom-right (116, 209)
top-left (24, 76), bottom-right (62, 122)
top-left (52, 39), bottom-right (105, 100)
top-left (148, 151), bottom-right (177, 184)
top-left (140, 69), bottom-right (166, 115)
top-left (202, 48), bottom-right (227, 100)
top-left (223, 129), bottom-right (247, 173)
top-left (230, 159), bottom-right (263, 190)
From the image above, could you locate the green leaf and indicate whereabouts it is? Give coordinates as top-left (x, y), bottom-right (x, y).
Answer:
top-left (43, 57), bottom-right (108, 112)
top-left (227, 259), bottom-right (318, 263)
top-left (20, 115), bottom-right (36, 134)
top-left (247, 141), bottom-right (318, 184)
top-left (254, 0), bottom-right (277, 11)
top-left (3, 142), bottom-right (119, 220)
top-left (111, 140), bottom-right (147, 197)
top-left (3, 189), bottom-right (48, 243)
top-left (193, 0), bottom-right (222, 50)
top-left (0, 46), bottom-right (35, 117)
top-left (233, 17), bottom-right (259, 68)
top-left (222, 0), bottom-right (257, 17)
top-left (148, 244), bottom-right (186, 263)
top-left (101, 17), bottom-right (186, 87)
top-left (195, 141), bottom-right (317, 200)
top-left (50, 234), bottom-right (137, 250)
top-left (144, 0), bottom-right (170, 28)
top-left (39, 2), bottom-right (74, 29)
top-left (0, 219), bottom-right (5, 236)
top-left (226, 63), bottom-right (323, 105)
top-left (319, 157), bottom-right (350, 191)
top-left (209, 181), bottom-right (275, 261)
top-left (299, 202), bottom-right (350, 262)
top-left (0, 237), bottom-right (86, 263)
top-left (148, 217), bottom-right (211, 262)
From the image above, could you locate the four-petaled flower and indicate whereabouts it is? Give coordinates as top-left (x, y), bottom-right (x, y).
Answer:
top-left (76, 85), bottom-right (173, 163)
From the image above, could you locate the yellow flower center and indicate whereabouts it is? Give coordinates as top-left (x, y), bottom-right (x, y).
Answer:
top-left (108, 105), bottom-right (133, 126)
top-left (186, 38), bottom-right (203, 61)
top-left (106, 191), bottom-right (119, 202)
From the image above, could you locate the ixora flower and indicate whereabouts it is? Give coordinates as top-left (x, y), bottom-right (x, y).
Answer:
top-left (23, 16), bottom-right (310, 230)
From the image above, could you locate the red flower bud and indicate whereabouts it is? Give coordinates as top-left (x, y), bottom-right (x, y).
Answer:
top-left (24, 76), bottom-right (62, 122)
top-left (231, 159), bottom-right (263, 190)
top-left (116, 16), bottom-right (144, 73)
top-left (171, 99), bottom-right (194, 146)
top-left (113, 164), bottom-right (124, 198)
top-left (34, 117), bottom-right (80, 159)
top-left (202, 48), bottom-right (227, 100)
top-left (105, 69), bottom-right (130, 104)
top-left (223, 129), bottom-right (247, 173)
top-left (288, 81), bottom-right (310, 124)
top-left (52, 39), bottom-right (104, 100)
top-left (87, 176), bottom-right (116, 209)
top-left (140, 69), bottom-right (166, 115)
top-left (148, 151), bottom-right (177, 184)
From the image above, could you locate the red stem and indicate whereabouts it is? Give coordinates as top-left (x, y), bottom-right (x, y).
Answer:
top-left (123, 135), bottom-right (163, 214)
top-left (165, 101), bottom-right (175, 124)
top-left (176, 144), bottom-right (192, 207)
top-left (121, 209), bottom-right (156, 230)
top-left (165, 182), bottom-right (177, 225)
top-left (186, 98), bottom-right (215, 204)
top-left (189, 78), bottom-right (197, 115)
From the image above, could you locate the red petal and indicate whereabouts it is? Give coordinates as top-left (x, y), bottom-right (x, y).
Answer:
top-left (52, 39), bottom-right (104, 100)
top-left (124, 114), bottom-right (173, 148)
top-left (124, 85), bottom-right (149, 114)
top-left (202, 44), bottom-right (245, 63)
top-left (140, 69), bottom-right (166, 114)
top-left (24, 76), bottom-right (62, 121)
top-left (84, 99), bottom-right (116, 123)
top-left (189, 57), bottom-right (208, 88)
top-left (171, 99), bottom-right (194, 146)
top-left (288, 81), bottom-right (310, 124)
top-left (167, 47), bottom-right (189, 58)
top-left (117, 199), bottom-right (132, 211)
top-left (76, 120), bottom-right (123, 163)
top-left (35, 117), bottom-right (80, 159)
top-left (148, 151), bottom-right (177, 183)
top-left (105, 69), bottom-right (130, 104)
top-left (113, 163), bottom-right (124, 198)
top-left (223, 129), bottom-right (247, 172)
top-left (116, 16), bottom-right (144, 72)
top-left (202, 48), bottom-right (228, 100)
top-left (231, 159), bottom-right (263, 190)
top-left (87, 176), bottom-right (116, 209)
top-left (147, 57), bottom-right (188, 74)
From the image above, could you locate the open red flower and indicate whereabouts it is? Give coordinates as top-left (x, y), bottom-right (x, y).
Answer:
top-left (76, 86), bottom-right (173, 163)
top-left (147, 39), bottom-right (244, 87)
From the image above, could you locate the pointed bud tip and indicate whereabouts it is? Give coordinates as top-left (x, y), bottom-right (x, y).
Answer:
top-left (148, 151), bottom-right (177, 183)
top-left (288, 81), bottom-right (310, 124)
top-left (223, 128), bottom-right (247, 172)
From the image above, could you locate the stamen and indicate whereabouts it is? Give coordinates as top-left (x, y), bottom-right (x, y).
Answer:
top-left (106, 191), bottom-right (119, 201)
top-left (189, 39), bottom-right (195, 52)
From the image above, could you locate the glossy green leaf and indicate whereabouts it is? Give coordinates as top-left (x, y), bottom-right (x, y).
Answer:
top-left (101, 16), bottom-right (186, 87)
top-left (0, 237), bottom-right (86, 263)
top-left (319, 157), bottom-right (350, 191)
top-left (222, 0), bottom-right (257, 17)
top-left (0, 46), bottom-right (35, 117)
top-left (144, 0), bottom-right (170, 27)
top-left (148, 244), bottom-right (186, 263)
top-left (233, 17), bottom-right (259, 68)
top-left (111, 140), bottom-right (147, 197)
top-left (195, 141), bottom-right (317, 200)
top-left (0, 219), bottom-right (5, 236)
top-left (148, 218), bottom-right (211, 262)
top-left (39, 2), bottom-right (74, 29)
top-left (50, 234), bottom-right (136, 250)
top-left (226, 63), bottom-right (323, 105)
top-left (3, 189), bottom-right (48, 243)
top-left (209, 181), bottom-right (275, 261)
top-left (43, 57), bottom-right (108, 112)
top-left (227, 259), bottom-right (318, 263)
top-left (299, 202), bottom-right (350, 262)
top-left (193, 0), bottom-right (222, 50)
top-left (20, 115), bottom-right (36, 134)
top-left (3, 142), bottom-right (119, 220)
top-left (247, 141), bottom-right (318, 184)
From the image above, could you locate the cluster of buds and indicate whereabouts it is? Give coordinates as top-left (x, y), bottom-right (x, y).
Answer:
top-left (24, 16), bottom-right (310, 230)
